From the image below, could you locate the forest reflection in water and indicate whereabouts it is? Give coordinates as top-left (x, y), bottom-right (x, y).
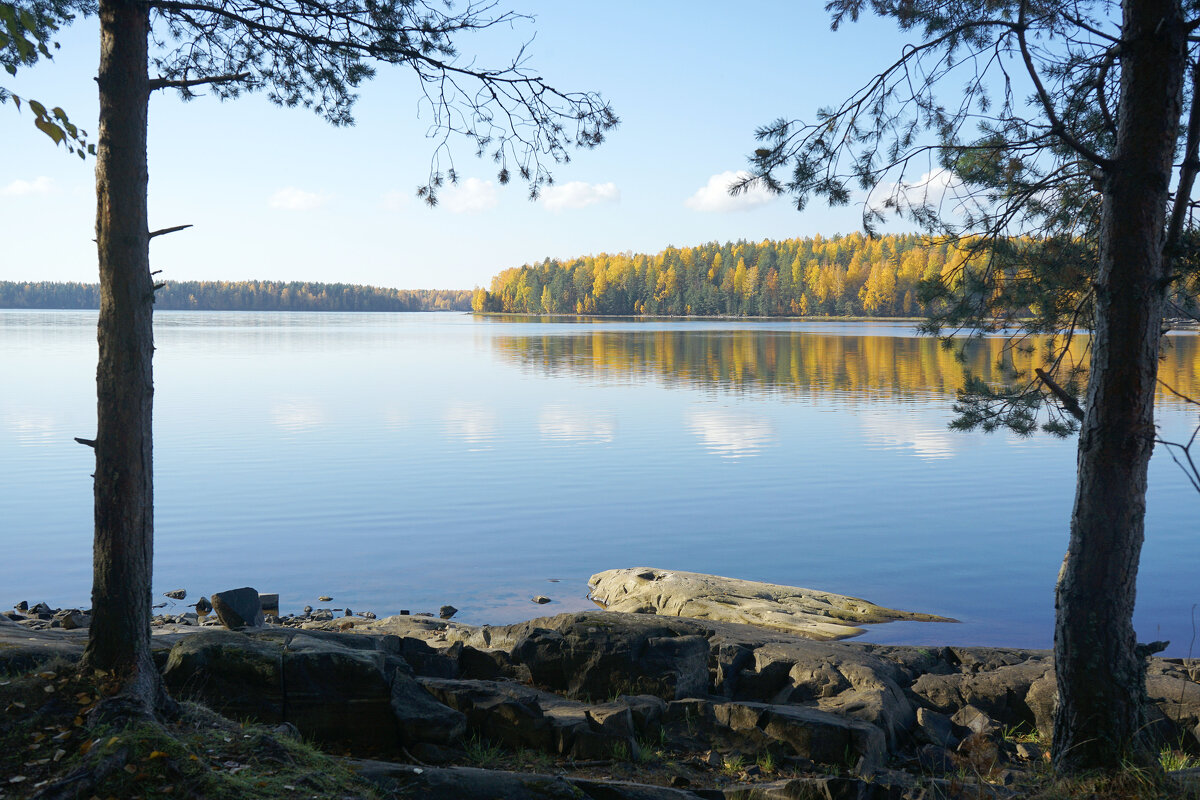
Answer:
top-left (491, 325), bottom-right (1200, 406)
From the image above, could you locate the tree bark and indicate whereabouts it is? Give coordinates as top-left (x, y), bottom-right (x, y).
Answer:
top-left (1051, 0), bottom-right (1187, 772)
top-left (79, 0), bottom-right (166, 712)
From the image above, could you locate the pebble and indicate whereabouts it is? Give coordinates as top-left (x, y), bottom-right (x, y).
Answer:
top-left (532, 596), bottom-right (551, 604)
top-left (195, 597), bottom-right (212, 614)
top-left (439, 605), bottom-right (458, 620)
top-left (318, 596), bottom-right (333, 602)
top-left (164, 589), bottom-right (187, 600)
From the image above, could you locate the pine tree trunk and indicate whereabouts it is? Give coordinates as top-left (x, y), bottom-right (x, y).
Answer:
top-left (80, 0), bottom-right (165, 712)
top-left (1051, 0), bottom-right (1187, 772)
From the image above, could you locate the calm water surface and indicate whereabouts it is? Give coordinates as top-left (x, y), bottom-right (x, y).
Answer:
top-left (2, 311), bottom-right (1197, 654)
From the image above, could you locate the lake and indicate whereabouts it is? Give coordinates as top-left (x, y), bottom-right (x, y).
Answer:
top-left (2, 310), bottom-right (1197, 655)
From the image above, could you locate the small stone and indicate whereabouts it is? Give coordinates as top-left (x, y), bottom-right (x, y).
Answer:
top-left (344, 609), bottom-right (353, 617)
top-left (1016, 742), bottom-right (1043, 762)
top-left (16, 601), bottom-right (28, 612)
top-left (532, 596), bottom-right (551, 604)
top-left (744, 764), bottom-right (761, 777)
top-left (318, 596), bottom-right (333, 602)
top-left (164, 589), bottom-right (187, 600)
top-left (31, 602), bottom-right (52, 616)
top-left (703, 751), bottom-right (722, 767)
top-left (362, 611), bottom-right (377, 619)
top-left (195, 597), bottom-right (212, 614)
top-left (303, 605), bottom-right (313, 615)
top-left (400, 610), bottom-right (409, 616)
top-left (439, 605), bottom-right (458, 620)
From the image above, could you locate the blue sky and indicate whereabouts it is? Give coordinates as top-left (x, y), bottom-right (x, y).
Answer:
top-left (2, 2), bottom-right (923, 290)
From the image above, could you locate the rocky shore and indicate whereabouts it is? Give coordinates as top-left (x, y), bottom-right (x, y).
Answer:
top-left (4, 572), bottom-right (1200, 799)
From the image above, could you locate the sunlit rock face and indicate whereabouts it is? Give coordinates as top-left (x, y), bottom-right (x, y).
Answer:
top-left (586, 567), bottom-right (957, 641)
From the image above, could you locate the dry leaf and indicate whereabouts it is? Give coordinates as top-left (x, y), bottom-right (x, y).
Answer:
top-left (148, 751), bottom-right (167, 760)
top-left (106, 736), bottom-right (120, 748)
top-left (37, 671), bottom-right (55, 680)
top-left (53, 749), bottom-right (66, 762)
top-left (123, 764), bottom-right (137, 774)
top-left (8, 776), bottom-right (28, 784)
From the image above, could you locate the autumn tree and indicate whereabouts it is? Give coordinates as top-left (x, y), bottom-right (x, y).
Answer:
top-left (23, 0), bottom-right (617, 717)
top-left (742, 0), bottom-right (1198, 773)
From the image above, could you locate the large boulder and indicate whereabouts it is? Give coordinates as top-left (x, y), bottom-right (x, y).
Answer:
top-left (211, 587), bottom-right (264, 629)
top-left (161, 628), bottom-right (464, 749)
top-left (587, 568), bottom-right (956, 640)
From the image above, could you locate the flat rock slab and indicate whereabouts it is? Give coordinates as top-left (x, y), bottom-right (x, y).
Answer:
top-left (588, 568), bottom-right (956, 641)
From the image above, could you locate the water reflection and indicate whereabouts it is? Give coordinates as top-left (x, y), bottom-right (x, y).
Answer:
top-left (443, 403), bottom-right (498, 450)
top-left (685, 409), bottom-right (776, 459)
top-left (859, 410), bottom-right (962, 460)
top-left (268, 400), bottom-right (328, 434)
top-left (538, 405), bottom-right (615, 445)
top-left (2, 411), bottom-right (60, 446)
top-left (492, 328), bottom-right (1200, 403)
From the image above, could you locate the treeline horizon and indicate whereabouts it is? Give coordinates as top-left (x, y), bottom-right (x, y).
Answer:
top-left (0, 280), bottom-right (473, 312)
top-left (474, 233), bottom-right (980, 318)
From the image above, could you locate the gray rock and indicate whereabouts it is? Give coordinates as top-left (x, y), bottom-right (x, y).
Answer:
top-left (588, 567), bottom-right (956, 641)
top-left (319, 596), bottom-right (333, 602)
top-left (440, 605), bottom-right (459, 620)
top-left (506, 618), bottom-right (710, 702)
top-left (58, 611), bottom-right (89, 630)
top-left (532, 596), bottom-right (551, 605)
top-left (161, 628), bottom-right (465, 748)
top-left (1015, 741), bottom-right (1043, 762)
top-left (951, 704), bottom-right (1000, 737)
top-left (915, 707), bottom-right (960, 749)
top-left (351, 760), bottom-right (715, 800)
top-left (195, 596), bottom-right (212, 614)
top-left (164, 589), bottom-right (187, 600)
top-left (911, 659), bottom-right (1051, 727)
top-left (916, 744), bottom-right (956, 774)
top-left (211, 587), bottom-right (264, 629)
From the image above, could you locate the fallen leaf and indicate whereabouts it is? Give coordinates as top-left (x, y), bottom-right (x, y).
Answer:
top-left (53, 749), bottom-right (66, 762)
top-left (37, 671), bottom-right (55, 680)
top-left (79, 739), bottom-right (95, 755)
top-left (106, 736), bottom-right (120, 748)
top-left (123, 764), bottom-right (137, 774)
top-left (43, 685), bottom-right (55, 694)
top-left (8, 777), bottom-right (27, 784)
top-left (31, 732), bottom-right (46, 743)
top-left (73, 716), bottom-right (83, 727)
top-left (148, 751), bottom-right (167, 760)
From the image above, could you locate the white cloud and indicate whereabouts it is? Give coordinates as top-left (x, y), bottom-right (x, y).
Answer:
top-left (268, 187), bottom-right (327, 211)
top-left (1, 177), bottom-right (55, 197)
top-left (441, 178), bottom-right (499, 214)
top-left (684, 170), bottom-right (775, 213)
top-left (686, 409), bottom-right (776, 459)
top-left (868, 167), bottom-right (964, 218)
top-left (541, 181), bottom-right (620, 212)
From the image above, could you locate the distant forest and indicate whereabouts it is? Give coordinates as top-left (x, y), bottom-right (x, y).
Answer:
top-left (0, 281), bottom-right (472, 312)
top-left (476, 233), bottom-right (980, 317)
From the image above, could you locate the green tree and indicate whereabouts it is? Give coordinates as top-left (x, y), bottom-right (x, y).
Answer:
top-left (744, 0), bottom-right (1197, 773)
top-left (45, 0), bottom-right (616, 718)
top-left (2, 0), bottom-right (94, 155)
